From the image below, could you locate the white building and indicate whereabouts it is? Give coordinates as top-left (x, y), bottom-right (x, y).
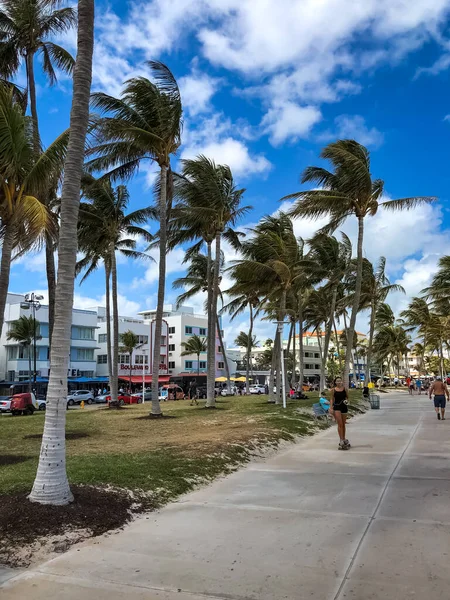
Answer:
top-left (0, 293), bottom-right (98, 384)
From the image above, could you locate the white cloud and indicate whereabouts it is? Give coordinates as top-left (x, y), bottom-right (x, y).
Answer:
top-left (181, 137), bottom-right (271, 177)
top-left (179, 66), bottom-right (221, 115)
top-left (319, 115), bottom-right (384, 147)
top-left (261, 102), bottom-right (322, 145)
top-left (132, 247), bottom-right (186, 288)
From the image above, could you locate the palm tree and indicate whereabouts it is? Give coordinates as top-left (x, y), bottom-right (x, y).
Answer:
top-left (234, 331), bottom-right (259, 388)
top-left (0, 0), bottom-right (76, 151)
top-left (168, 157), bottom-right (249, 407)
top-left (180, 334), bottom-right (208, 377)
top-left (0, 1), bottom-right (76, 344)
top-left (172, 251), bottom-right (232, 387)
top-left (88, 62), bottom-right (182, 417)
top-left (0, 84), bottom-right (68, 338)
top-left (349, 257), bottom-right (404, 381)
top-left (29, 0), bottom-right (95, 506)
top-left (120, 330), bottom-right (140, 394)
top-left (7, 315), bottom-right (41, 392)
top-left (77, 180), bottom-right (153, 407)
top-left (284, 139), bottom-right (435, 387)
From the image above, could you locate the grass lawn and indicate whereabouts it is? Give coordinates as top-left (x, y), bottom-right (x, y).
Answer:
top-left (0, 391), bottom-right (364, 502)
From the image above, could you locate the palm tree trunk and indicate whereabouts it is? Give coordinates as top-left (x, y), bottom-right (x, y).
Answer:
top-left (28, 346), bottom-right (32, 394)
top-left (298, 304), bottom-right (304, 388)
top-left (0, 224), bottom-right (15, 337)
top-left (274, 330), bottom-right (281, 405)
top-left (29, 0), bottom-right (94, 505)
top-left (439, 340), bottom-right (445, 379)
top-left (269, 326), bottom-right (279, 403)
top-left (105, 265), bottom-right (113, 390)
top-left (316, 327), bottom-right (323, 388)
top-left (216, 314), bottom-right (231, 384)
top-left (206, 232), bottom-right (221, 408)
top-left (276, 289), bottom-right (287, 405)
top-left (26, 51), bottom-right (40, 155)
top-left (366, 298), bottom-right (376, 382)
top-left (45, 234), bottom-right (56, 348)
top-left (285, 321), bottom-right (294, 392)
top-left (197, 352), bottom-right (200, 377)
top-left (344, 216), bottom-right (364, 388)
top-left (333, 317), bottom-right (343, 372)
top-left (322, 287), bottom-right (338, 390)
top-left (205, 240), bottom-right (214, 403)
top-left (246, 304), bottom-right (253, 394)
top-left (150, 164), bottom-right (168, 416)
top-left (110, 248), bottom-right (119, 404)
top-left (292, 319), bottom-right (296, 386)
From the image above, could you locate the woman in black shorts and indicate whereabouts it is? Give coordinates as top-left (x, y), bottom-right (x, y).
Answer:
top-left (330, 377), bottom-right (350, 450)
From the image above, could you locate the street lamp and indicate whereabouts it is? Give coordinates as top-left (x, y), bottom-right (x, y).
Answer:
top-left (23, 293), bottom-right (44, 388)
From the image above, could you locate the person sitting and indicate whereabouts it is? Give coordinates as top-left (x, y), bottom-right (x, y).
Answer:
top-left (319, 391), bottom-right (330, 412)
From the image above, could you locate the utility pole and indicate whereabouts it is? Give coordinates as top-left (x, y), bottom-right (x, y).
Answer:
top-left (24, 293), bottom-right (44, 389)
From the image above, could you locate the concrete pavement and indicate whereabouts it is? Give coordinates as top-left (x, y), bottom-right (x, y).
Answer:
top-left (2, 391), bottom-right (450, 599)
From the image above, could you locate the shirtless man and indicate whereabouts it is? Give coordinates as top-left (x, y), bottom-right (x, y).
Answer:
top-left (429, 376), bottom-right (450, 420)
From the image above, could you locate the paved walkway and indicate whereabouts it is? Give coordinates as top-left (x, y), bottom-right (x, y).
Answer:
top-left (2, 392), bottom-right (450, 599)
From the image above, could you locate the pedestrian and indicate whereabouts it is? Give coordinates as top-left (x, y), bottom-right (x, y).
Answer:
top-left (189, 380), bottom-right (198, 406)
top-left (265, 383), bottom-right (269, 395)
top-left (415, 378), bottom-right (422, 395)
top-left (429, 376), bottom-right (449, 420)
top-left (329, 376), bottom-right (350, 450)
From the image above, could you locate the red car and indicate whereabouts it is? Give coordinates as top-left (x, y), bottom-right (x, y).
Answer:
top-left (106, 393), bottom-right (142, 405)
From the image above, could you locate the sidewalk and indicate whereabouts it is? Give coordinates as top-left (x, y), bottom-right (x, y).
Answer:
top-left (2, 392), bottom-right (450, 600)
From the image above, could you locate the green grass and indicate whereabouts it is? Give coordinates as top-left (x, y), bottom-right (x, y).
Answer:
top-left (0, 391), bottom-right (364, 504)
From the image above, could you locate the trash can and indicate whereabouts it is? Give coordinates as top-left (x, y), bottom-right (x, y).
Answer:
top-left (369, 393), bottom-right (380, 409)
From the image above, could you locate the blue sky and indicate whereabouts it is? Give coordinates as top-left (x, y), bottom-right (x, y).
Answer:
top-left (10, 0), bottom-right (450, 342)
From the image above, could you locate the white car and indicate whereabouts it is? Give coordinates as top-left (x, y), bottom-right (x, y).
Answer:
top-left (67, 390), bottom-right (94, 406)
top-left (249, 385), bottom-right (266, 395)
top-left (0, 396), bottom-right (12, 413)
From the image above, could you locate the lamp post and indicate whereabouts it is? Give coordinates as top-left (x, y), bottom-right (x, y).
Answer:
top-left (23, 293), bottom-right (44, 389)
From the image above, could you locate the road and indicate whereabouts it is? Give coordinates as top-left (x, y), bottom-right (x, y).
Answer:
top-left (2, 391), bottom-right (450, 599)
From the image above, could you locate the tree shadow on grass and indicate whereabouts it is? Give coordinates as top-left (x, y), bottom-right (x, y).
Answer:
top-left (0, 455), bottom-right (33, 466)
top-left (135, 414), bottom-right (177, 421)
top-left (23, 432), bottom-right (89, 441)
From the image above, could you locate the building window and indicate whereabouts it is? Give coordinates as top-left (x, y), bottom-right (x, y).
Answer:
top-left (218, 361), bottom-right (225, 369)
top-left (119, 354), bottom-right (130, 364)
top-left (97, 354), bottom-right (107, 364)
top-left (72, 326), bottom-right (95, 340)
top-left (168, 361), bottom-right (175, 369)
top-left (217, 346), bottom-right (222, 353)
top-left (305, 351), bottom-right (312, 358)
top-left (76, 348), bottom-right (94, 361)
top-left (315, 364), bottom-right (320, 370)
top-left (199, 328), bottom-right (206, 336)
top-left (161, 335), bottom-right (167, 346)
top-left (169, 344), bottom-right (175, 351)
top-left (135, 355), bottom-right (148, 365)
top-left (7, 370), bottom-right (15, 381)
top-left (305, 363), bottom-right (312, 370)
top-left (169, 327), bottom-right (175, 334)
top-left (137, 335), bottom-right (148, 344)
top-left (185, 360), bottom-right (193, 369)
top-left (199, 361), bottom-right (207, 369)
top-left (98, 334), bottom-right (107, 343)
top-left (185, 326), bottom-right (193, 335)
top-left (18, 370), bottom-right (31, 381)
top-left (314, 353), bottom-right (320, 359)
top-left (79, 371), bottom-right (94, 378)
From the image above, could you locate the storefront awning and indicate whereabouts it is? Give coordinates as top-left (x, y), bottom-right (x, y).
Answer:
top-left (118, 375), bottom-right (170, 384)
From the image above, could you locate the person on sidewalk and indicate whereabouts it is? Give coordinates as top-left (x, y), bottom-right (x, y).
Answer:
top-left (429, 376), bottom-right (449, 420)
top-left (329, 377), bottom-right (350, 449)
top-left (415, 378), bottom-right (422, 395)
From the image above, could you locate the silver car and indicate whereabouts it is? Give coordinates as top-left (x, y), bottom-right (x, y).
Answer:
top-left (0, 396), bottom-right (12, 413)
top-left (67, 390), bottom-right (94, 406)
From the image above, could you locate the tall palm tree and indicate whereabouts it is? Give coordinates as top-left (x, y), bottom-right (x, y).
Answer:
top-left (0, 0), bottom-right (76, 345)
top-left (7, 315), bottom-right (41, 392)
top-left (168, 157), bottom-right (249, 407)
top-left (234, 331), bottom-right (259, 387)
top-left (0, 0), bottom-right (76, 151)
top-left (172, 251), bottom-right (232, 387)
top-left (180, 334), bottom-right (208, 377)
top-left (0, 84), bottom-right (67, 338)
top-left (120, 330), bottom-right (140, 394)
top-left (87, 62), bottom-right (182, 417)
top-left (29, 0), bottom-right (95, 506)
top-left (284, 139), bottom-right (435, 387)
top-left (77, 180), bottom-right (153, 406)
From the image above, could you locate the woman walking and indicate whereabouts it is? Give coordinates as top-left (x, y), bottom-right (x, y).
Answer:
top-left (330, 377), bottom-right (350, 450)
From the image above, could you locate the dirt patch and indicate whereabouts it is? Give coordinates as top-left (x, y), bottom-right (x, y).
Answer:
top-left (23, 432), bottom-right (90, 441)
top-left (0, 486), bottom-right (156, 568)
top-left (0, 455), bottom-right (32, 466)
top-left (135, 414), bottom-right (177, 420)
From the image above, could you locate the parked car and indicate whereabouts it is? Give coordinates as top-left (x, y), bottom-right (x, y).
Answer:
top-left (36, 399), bottom-right (46, 411)
top-left (131, 390), bottom-right (152, 402)
top-left (220, 386), bottom-right (235, 396)
top-left (105, 393), bottom-right (141, 405)
top-left (249, 384), bottom-right (266, 395)
top-left (196, 385), bottom-right (207, 399)
top-left (0, 396), bottom-right (12, 413)
top-left (94, 394), bottom-right (110, 404)
top-left (67, 390), bottom-right (94, 406)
